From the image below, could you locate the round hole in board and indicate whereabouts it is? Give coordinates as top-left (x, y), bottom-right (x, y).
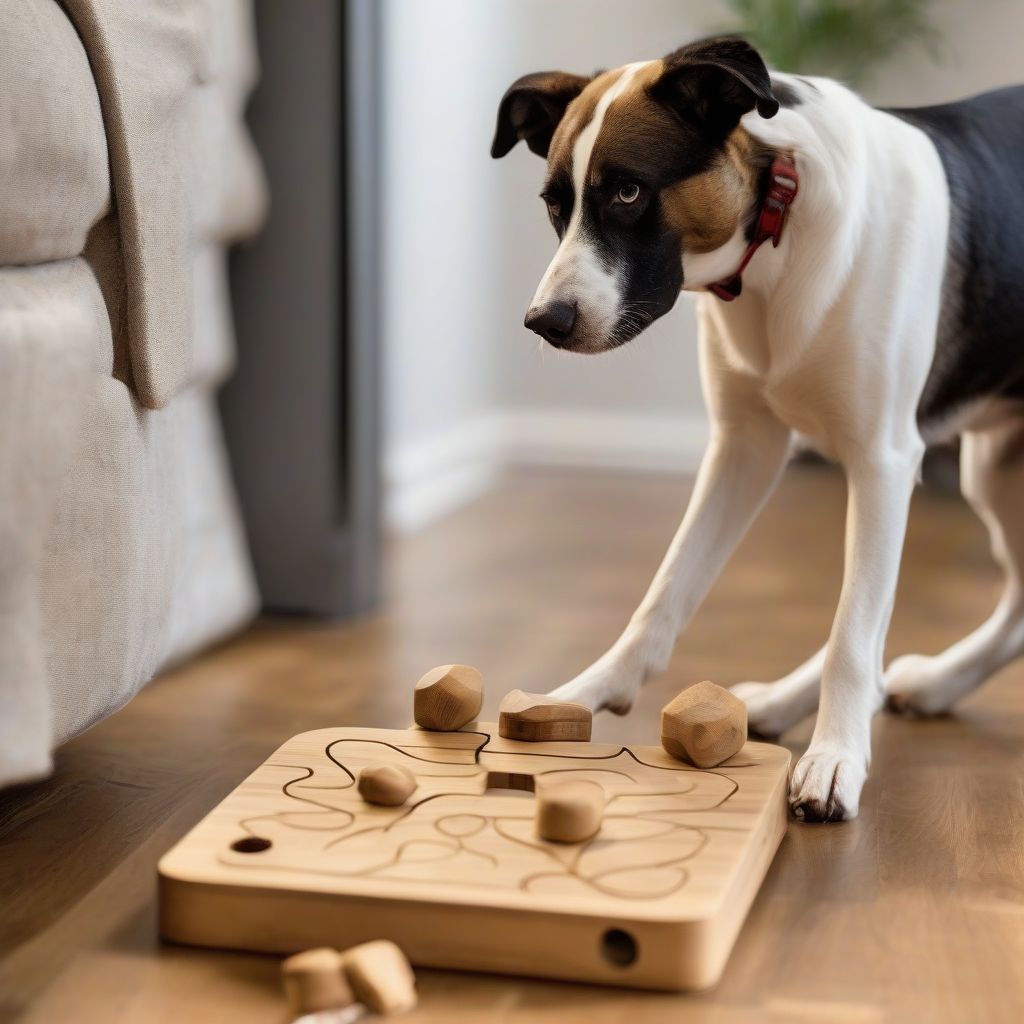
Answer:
top-left (231, 836), bottom-right (272, 853)
top-left (601, 928), bottom-right (638, 967)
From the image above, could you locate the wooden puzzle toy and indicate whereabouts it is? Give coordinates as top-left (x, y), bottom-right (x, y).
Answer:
top-left (661, 681), bottom-right (747, 768)
top-left (159, 716), bottom-right (788, 990)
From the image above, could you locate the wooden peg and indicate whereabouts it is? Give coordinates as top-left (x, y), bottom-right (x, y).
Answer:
top-left (497, 690), bottom-right (592, 742)
top-left (414, 664), bottom-right (483, 731)
top-left (357, 763), bottom-right (416, 806)
top-left (342, 939), bottom-right (417, 1014)
top-left (535, 779), bottom-right (604, 843)
top-left (281, 947), bottom-right (354, 1016)
top-left (661, 680), bottom-right (747, 768)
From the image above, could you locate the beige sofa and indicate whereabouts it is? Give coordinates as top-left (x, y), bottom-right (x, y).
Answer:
top-left (0, 0), bottom-right (266, 787)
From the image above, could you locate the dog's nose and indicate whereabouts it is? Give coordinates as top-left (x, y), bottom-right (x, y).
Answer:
top-left (524, 301), bottom-right (577, 345)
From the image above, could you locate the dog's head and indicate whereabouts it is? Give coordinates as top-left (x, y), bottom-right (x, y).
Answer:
top-left (492, 37), bottom-right (779, 353)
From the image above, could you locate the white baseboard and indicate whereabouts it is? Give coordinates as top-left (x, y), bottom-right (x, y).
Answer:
top-left (385, 415), bottom-right (504, 533)
top-left (499, 408), bottom-right (709, 474)
top-left (386, 408), bottom-right (709, 531)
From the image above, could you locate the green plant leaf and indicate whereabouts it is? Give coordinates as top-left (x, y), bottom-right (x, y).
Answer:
top-left (721, 0), bottom-right (941, 85)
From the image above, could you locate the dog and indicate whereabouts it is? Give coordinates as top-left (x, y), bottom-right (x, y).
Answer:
top-left (491, 36), bottom-right (1024, 822)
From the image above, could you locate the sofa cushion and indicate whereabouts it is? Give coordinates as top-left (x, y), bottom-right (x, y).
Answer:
top-left (0, 260), bottom-right (99, 784)
top-left (0, 251), bottom-right (259, 786)
top-left (0, 256), bottom-right (259, 751)
top-left (0, 0), bottom-right (110, 266)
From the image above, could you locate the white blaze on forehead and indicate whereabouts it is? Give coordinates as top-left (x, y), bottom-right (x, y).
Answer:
top-left (530, 62), bottom-right (653, 338)
top-left (565, 62), bottom-right (650, 237)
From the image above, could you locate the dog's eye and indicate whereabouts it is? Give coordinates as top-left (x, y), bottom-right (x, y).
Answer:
top-left (616, 183), bottom-right (641, 204)
top-left (541, 194), bottom-right (561, 219)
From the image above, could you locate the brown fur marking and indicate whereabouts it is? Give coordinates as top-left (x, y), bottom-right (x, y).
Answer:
top-left (546, 61), bottom-right (761, 256)
top-left (546, 67), bottom-right (626, 182)
top-left (661, 129), bottom-right (759, 253)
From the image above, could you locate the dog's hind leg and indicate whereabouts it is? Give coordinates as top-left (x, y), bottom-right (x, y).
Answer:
top-left (731, 645), bottom-right (826, 737)
top-left (886, 417), bottom-right (1024, 715)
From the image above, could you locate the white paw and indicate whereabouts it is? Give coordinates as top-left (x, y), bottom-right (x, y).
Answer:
top-left (789, 743), bottom-right (867, 822)
top-left (549, 651), bottom-right (644, 715)
top-left (731, 681), bottom-right (808, 738)
top-left (884, 653), bottom-right (960, 716)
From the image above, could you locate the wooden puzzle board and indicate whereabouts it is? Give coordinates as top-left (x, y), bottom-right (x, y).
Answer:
top-left (159, 724), bottom-right (790, 991)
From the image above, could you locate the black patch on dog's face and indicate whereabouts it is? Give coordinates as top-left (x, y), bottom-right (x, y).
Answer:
top-left (558, 101), bottom-right (720, 347)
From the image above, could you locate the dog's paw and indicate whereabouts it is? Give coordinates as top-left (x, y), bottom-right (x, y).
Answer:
top-left (549, 656), bottom-right (641, 715)
top-left (730, 681), bottom-right (805, 738)
top-left (884, 654), bottom-right (959, 717)
top-left (789, 744), bottom-right (866, 823)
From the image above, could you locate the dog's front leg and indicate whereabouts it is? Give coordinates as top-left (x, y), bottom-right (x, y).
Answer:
top-left (790, 447), bottom-right (921, 821)
top-left (551, 412), bottom-right (791, 714)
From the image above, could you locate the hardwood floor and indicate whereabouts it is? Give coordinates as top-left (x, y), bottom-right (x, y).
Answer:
top-left (2, 465), bottom-right (1023, 1023)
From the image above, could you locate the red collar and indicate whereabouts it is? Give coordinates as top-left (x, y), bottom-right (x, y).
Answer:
top-left (708, 156), bottom-right (799, 302)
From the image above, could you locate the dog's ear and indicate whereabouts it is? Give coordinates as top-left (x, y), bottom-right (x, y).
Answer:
top-left (491, 71), bottom-right (591, 159)
top-left (650, 37), bottom-right (778, 138)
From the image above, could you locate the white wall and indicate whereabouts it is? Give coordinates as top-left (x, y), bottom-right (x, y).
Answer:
top-left (381, 0), bottom-right (510, 528)
top-left (867, 0), bottom-right (1023, 105)
top-left (383, 0), bottom-right (1024, 530)
top-left (382, 0), bottom-right (722, 528)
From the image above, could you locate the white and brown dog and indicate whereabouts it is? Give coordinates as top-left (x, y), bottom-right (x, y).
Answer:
top-left (492, 37), bottom-right (1024, 822)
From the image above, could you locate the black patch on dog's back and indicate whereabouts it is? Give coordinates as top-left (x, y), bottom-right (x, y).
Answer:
top-left (889, 86), bottom-right (1024, 427)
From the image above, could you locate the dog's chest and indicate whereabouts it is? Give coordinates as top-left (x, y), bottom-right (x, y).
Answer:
top-left (712, 312), bottom-right (846, 452)
top-left (761, 372), bottom-right (846, 458)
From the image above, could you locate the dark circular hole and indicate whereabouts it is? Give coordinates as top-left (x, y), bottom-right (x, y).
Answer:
top-left (231, 836), bottom-right (272, 853)
top-left (601, 927), bottom-right (638, 967)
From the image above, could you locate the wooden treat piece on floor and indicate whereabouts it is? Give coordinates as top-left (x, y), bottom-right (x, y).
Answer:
top-left (342, 939), bottom-right (417, 1014)
top-left (414, 664), bottom-right (483, 731)
top-left (535, 779), bottom-right (604, 843)
top-left (282, 947), bottom-right (354, 1016)
top-left (357, 763), bottom-right (416, 806)
top-left (292, 1009), bottom-right (363, 1024)
top-left (497, 689), bottom-right (592, 742)
top-left (661, 680), bottom-right (747, 768)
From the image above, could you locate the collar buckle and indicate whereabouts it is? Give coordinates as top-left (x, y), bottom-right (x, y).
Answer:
top-left (708, 155), bottom-right (799, 302)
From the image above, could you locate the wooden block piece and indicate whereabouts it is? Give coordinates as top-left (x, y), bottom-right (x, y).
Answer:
top-left (497, 689), bottom-right (592, 742)
top-left (535, 779), bottom-right (604, 843)
top-left (342, 939), bottom-right (417, 1014)
top-left (282, 947), bottom-right (354, 1016)
top-left (357, 763), bottom-right (416, 806)
top-left (414, 663), bottom-right (483, 731)
top-left (661, 680), bottom-right (747, 768)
